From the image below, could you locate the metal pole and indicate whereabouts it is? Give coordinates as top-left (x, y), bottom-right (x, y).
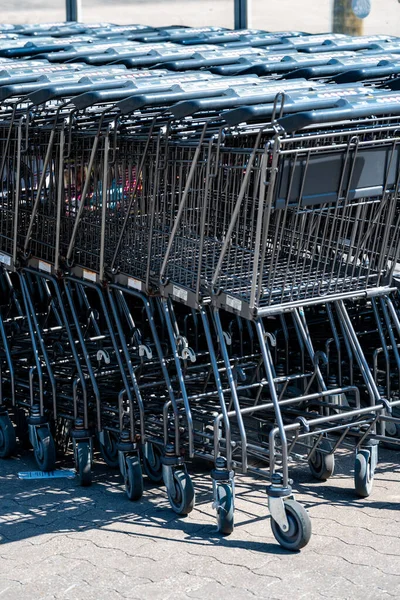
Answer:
top-left (234, 0), bottom-right (251, 29)
top-left (66, 0), bottom-right (82, 22)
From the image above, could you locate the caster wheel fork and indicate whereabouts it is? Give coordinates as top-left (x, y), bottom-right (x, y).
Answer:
top-left (308, 438), bottom-right (335, 481)
top-left (355, 442), bottom-right (378, 498)
top-left (117, 430), bottom-right (144, 501)
top-left (124, 454), bottom-right (144, 501)
top-left (166, 468), bottom-right (195, 516)
top-left (72, 419), bottom-right (92, 486)
top-left (0, 411), bottom-right (17, 458)
top-left (268, 474), bottom-right (311, 552)
top-left (270, 499), bottom-right (312, 552)
top-left (142, 441), bottom-right (163, 484)
top-left (75, 441), bottom-right (92, 487)
top-left (212, 457), bottom-right (235, 535)
top-left (34, 426), bottom-right (56, 472)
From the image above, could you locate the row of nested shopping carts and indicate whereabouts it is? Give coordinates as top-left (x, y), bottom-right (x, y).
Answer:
top-left (1, 20), bottom-right (400, 551)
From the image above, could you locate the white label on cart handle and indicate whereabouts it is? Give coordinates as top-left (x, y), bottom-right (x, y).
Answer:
top-left (0, 253), bottom-right (11, 266)
top-left (39, 260), bottom-right (51, 273)
top-left (173, 285), bottom-right (188, 302)
top-left (128, 277), bottom-right (143, 291)
top-left (83, 269), bottom-right (97, 282)
top-left (226, 295), bottom-right (242, 312)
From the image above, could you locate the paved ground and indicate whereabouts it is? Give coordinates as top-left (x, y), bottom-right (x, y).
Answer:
top-left (0, 0), bottom-right (399, 35)
top-left (1, 447), bottom-right (400, 599)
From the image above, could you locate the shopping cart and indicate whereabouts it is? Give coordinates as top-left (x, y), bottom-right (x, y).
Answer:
top-left (0, 23), bottom-right (399, 553)
top-left (151, 89), bottom-right (400, 548)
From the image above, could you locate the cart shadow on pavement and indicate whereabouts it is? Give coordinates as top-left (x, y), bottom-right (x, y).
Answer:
top-left (294, 446), bottom-right (400, 512)
top-left (1, 446), bottom-right (399, 555)
top-left (0, 449), bottom-right (278, 553)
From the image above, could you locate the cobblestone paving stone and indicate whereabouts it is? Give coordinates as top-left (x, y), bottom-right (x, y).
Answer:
top-left (1, 448), bottom-right (400, 599)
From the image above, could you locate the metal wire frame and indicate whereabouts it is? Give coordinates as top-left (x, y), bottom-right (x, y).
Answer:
top-left (152, 113), bottom-right (400, 318)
